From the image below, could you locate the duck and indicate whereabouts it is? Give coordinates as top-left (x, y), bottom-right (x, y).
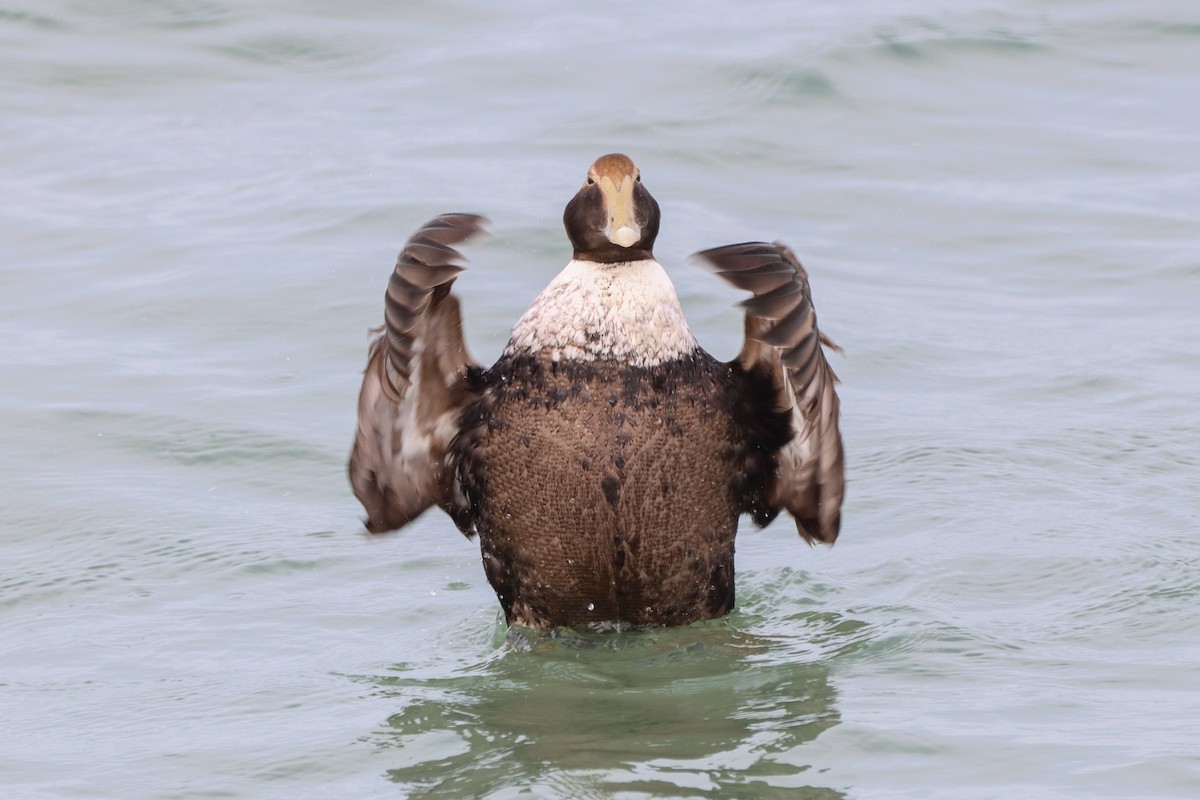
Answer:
top-left (349, 153), bottom-right (843, 630)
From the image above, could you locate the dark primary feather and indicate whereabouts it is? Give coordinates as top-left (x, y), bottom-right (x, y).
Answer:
top-left (348, 214), bottom-right (488, 533)
top-left (381, 213), bottom-right (488, 401)
top-left (693, 241), bottom-right (844, 544)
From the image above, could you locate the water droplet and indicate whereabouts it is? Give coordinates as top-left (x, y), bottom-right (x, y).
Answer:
top-left (587, 602), bottom-right (595, 611)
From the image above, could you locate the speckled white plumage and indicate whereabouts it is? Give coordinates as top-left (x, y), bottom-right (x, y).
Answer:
top-left (504, 258), bottom-right (699, 367)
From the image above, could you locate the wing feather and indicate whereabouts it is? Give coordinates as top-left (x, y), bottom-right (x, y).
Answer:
top-left (694, 241), bottom-right (844, 544)
top-left (348, 213), bottom-right (489, 533)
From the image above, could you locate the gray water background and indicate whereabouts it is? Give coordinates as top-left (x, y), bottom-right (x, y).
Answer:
top-left (2, 1), bottom-right (1198, 797)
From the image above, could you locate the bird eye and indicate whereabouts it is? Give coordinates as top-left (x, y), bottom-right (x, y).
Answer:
top-left (635, 174), bottom-right (641, 183)
top-left (586, 177), bottom-right (596, 186)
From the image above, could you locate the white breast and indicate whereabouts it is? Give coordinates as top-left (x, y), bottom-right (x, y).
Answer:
top-left (504, 259), bottom-right (699, 367)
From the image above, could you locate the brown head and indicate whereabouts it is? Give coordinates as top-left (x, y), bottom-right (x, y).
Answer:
top-left (563, 153), bottom-right (660, 263)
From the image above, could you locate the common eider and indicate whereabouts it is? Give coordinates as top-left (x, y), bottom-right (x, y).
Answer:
top-left (349, 153), bottom-right (844, 630)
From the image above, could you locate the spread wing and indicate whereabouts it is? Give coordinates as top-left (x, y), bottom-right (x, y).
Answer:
top-left (348, 213), bottom-right (489, 533)
top-left (694, 241), bottom-right (844, 544)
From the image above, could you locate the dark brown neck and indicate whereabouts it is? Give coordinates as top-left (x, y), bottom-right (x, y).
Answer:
top-left (573, 244), bottom-right (655, 264)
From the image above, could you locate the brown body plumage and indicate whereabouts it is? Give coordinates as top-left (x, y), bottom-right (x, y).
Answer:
top-left (349, 154), bottom-right (844, 630)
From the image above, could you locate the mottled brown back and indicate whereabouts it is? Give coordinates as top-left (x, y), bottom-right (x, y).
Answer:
top-left (454, 351), bottom-right (789, 629)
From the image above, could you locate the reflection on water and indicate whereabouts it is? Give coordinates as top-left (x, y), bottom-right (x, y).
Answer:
top-left (366, 616), bottom-right (847, 799)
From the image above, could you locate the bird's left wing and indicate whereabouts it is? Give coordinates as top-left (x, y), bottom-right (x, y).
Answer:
top-left (694, 241), bottom-right (844, 544)
top-left (349, 214), bottom-right (488, 533)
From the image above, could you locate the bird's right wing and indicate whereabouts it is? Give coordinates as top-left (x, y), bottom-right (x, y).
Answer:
top-left (348, 214), bottom-right (489, 533)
